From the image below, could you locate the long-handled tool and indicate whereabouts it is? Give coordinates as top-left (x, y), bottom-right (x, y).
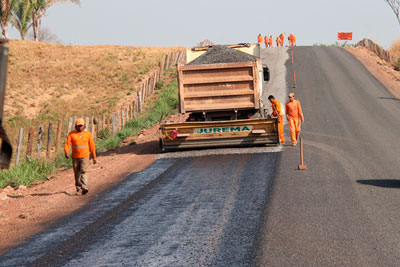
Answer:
top-left (298, 138), bottom-right (307, 170)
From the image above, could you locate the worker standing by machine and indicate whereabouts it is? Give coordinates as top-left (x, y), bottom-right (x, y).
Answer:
top-left (268, 95), bottom-right (285, 144)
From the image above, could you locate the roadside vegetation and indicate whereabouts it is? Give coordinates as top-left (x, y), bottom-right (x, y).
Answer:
top-left (0, 69), bottom-right (179, 188)
top-left (390, 38), bottom-right (400, 66)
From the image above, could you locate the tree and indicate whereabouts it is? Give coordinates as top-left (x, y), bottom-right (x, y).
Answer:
top-left (384, 0), bottom-right (400, 25)
top-left (10, 0), bottom-right (33, 40)
top-left (30, 0), bottom-right (80, 41)
top-left (27, 25), bottom-right (60, 43)
top-left (0, 0), bottom-right (19, 38)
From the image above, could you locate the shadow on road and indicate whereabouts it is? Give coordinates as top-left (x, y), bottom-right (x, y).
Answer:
top-left (97, 140), bottom-right (161, 157)
top-left (357, 179), bottom-right (400, 188)
top-left (377, 97), bottom-right (400, 101)
top-left (29, 191), bottom-right (77, 197)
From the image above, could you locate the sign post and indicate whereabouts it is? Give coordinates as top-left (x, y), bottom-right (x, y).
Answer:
top-left (337, 32), bottom-right (353, 46)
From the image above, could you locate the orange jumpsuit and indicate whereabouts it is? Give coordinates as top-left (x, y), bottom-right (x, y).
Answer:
top-left (288, 34), bottom-right (293, 46)
top-left (276, 37), bottom-right (280, 47)
top-left (271, 100), bottom-right (285, 143)
top-left (64, 130), bottom-right (96, 159)
top-left (269, 36), bottom-right (273, 47)
top-left (285, 99), bottom-right (304, 144)
top-left (293, 34), bottom-right (297, 46)
top-left (257, 34), bottom-right (263, 46)
top-left (279, 33), bottom-right (284, 46)
top-left (264, 36), bottom-right (269, 48)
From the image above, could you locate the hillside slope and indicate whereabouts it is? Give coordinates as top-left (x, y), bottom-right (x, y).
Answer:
top-left (5, 40), bottom-right (182, 128)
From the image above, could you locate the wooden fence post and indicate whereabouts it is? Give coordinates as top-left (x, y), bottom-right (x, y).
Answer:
top-left (102, 114), bottom-right (105, 131)
top-left (120, 109), bottom-right (124, 128)
top-left (37, 125), bottom-right (43, 159)
top-left (55, 120), bottom-right (63, 155)
top-left (138, 91), bottom-right (142, 112)
top-left (112, 114), bottom-right (115, 136)
top-left (85, 117), bottom-right (90, 131)
top-left (125, 107), bottom-right (128, 125)
top-left (73, 116), bottom-right (77, 127)
top-left (67, 117), bottom-right (73, 134)
top-left (164, 54), bottom-right (169, 71)
top-left (26, 126), bottom-right (34, 159)
top-left (15, 127), bottom-right (23, 165)
top-left (91, 116), bottom-right (95, 136)
top-left (46, 122), bottom-right (53, 159)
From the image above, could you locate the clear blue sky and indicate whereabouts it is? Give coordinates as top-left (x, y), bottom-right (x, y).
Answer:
top-left (8, 0), bottom-right (400, 49)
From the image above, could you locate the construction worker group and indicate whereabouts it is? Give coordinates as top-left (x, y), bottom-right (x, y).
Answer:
top-left (257, 33), bottom-right (296, 48)
top-left (268, 93), bottom-right (304, 146)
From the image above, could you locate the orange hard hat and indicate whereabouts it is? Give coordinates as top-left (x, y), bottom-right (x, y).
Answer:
top-left (75, 118), bottom-right (85, 126)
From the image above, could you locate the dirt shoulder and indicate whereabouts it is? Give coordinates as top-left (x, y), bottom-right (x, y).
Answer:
top-left (0, 124), bottom-right (161, 254)
top-left (345, 46), bottom-right (400, 98)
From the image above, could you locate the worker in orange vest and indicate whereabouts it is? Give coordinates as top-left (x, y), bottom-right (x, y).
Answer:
top-left (292, 34), bottom-right (297, 46)
top-left (279, 33), bottom-right (285, 47)
top-left (257, 34), bottom-right (263, 46)
top-left (64, 118), bottom-right (97, 195)
top-left (268, 95), bottom-right (285, 144)
top-left (288, 34), bottom-right (293, 46)
top-left (264, 35), bottom-right (269, 48)
top-left (276, 37), bottom-right (280, 47)
top-left (285, 93), bottom-right (304, 146)
top-left (269, 35), bottom-right (273, 47)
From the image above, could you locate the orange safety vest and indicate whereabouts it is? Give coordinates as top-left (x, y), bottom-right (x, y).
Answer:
top-left (64, 130), bottom-right (96, 159)
top-left (258, 35), bottom-right (263, 42)
top-left (272, 100), bottom-right (284, 117)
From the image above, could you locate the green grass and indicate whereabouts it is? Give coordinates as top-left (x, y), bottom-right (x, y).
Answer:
top-left (0, 153), bottom-right (72, 188)
top-left (0, 77), bottom-right (179, 189)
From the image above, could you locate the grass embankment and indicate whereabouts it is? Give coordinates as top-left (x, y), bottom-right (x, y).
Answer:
top-left (4, 40), bottom-right (182, 160)
top-left (0, 75), bottom-right (179, 188)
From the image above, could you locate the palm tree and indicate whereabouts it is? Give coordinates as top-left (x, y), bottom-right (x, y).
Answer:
top-left (10, 0), bottom-right (32, 40)
top-left (0, 0), bottom-right (19, 38)
top-left (30, 0), bottom-right (80, 41)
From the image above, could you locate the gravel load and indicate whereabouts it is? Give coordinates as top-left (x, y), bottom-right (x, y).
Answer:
top-left (188, 45), bottom-right (257, 65)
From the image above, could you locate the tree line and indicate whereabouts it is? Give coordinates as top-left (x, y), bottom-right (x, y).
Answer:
top-left (0, 0), bottom-right (80, 41)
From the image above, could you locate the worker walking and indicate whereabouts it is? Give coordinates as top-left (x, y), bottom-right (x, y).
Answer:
top-left (269, 35), bottom-right (273, 47)
top-left (276, 37), bottom-right (280, 47)
top-left (285, 93), bottom-right (304, 146)
top-left (257, 34), bottom-right (263, 46)
top-left (268, 95), bottom-right (285, 144)
top-left (64, 118), bottom-right (97, 195)
top-left (292, 34), bottom-right (297, 46)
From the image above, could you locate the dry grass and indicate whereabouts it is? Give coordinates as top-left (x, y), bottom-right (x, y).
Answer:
top-left (389, 39), bottom-right (400, 62)
top-left (4, 40), bottom-right (182, 147)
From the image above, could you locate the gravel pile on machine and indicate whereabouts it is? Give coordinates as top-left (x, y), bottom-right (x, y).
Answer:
top-left (188, 45), bottom-right (257, 65)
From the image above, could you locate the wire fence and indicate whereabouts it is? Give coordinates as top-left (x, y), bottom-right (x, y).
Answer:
top-left (12, 49), bottom-right (186, 166)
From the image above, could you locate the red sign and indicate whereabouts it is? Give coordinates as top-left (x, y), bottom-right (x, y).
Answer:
top-left (337, 32), bottom-right (353, 41)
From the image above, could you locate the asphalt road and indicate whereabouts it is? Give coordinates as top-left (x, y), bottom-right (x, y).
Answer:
top-left (0, 153), bottom-right (280, 266)
top-left (255, 46), bottom-right (400, 266)
top-left (2, 46), bottom-right (400, 266)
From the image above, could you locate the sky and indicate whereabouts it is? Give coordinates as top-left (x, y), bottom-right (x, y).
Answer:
top-left (8, 0), bottom-right (400, 49)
